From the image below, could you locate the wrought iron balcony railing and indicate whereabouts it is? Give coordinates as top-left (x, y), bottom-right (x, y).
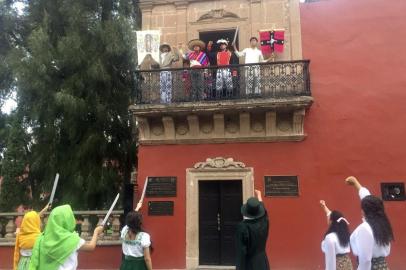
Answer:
top-left (134, 60), bottom-right (310, 104)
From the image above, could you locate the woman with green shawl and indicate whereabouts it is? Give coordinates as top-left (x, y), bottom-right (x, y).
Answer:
top-left (29, 205), bottom-right (104, 270)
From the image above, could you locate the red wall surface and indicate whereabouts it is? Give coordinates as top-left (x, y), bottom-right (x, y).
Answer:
top-left (136, 0), bottom-right (406, 269)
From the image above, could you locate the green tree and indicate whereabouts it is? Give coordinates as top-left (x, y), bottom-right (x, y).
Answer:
top-left (0, 113), bottom-right (30, 211)
top-left (7, 0), bottom-right (139, 209)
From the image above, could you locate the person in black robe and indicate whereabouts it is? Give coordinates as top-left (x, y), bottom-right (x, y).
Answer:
top-left (236, 189), bottom-right (270, 270)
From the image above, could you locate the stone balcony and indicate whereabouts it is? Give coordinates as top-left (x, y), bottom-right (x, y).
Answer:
top-left (130, 60), bottom-right (313, 145)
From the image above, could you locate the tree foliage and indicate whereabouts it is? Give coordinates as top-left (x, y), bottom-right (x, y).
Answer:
top-left (0, 0), bottom-right (139, 211)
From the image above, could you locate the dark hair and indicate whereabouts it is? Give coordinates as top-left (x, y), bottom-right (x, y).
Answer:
top-left (250, 37), bottom-right (258, 42)
top-left (361, 195), bottom-right (394, 246)
top-left (324, 210), bottom-right (350, 248)
top-left (126, 211), bottom-right (143, 234)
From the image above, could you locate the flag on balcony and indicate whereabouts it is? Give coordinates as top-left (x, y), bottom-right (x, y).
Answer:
top-left (136, 30), bottom-right (161, 66)
top-left (259, 30), bottom-right (285, 54)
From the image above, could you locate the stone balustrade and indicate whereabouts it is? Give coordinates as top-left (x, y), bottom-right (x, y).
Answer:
top-left (0, 210), bottom-right (124, 246)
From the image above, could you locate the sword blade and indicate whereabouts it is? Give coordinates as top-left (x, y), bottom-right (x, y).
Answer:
top-left (49, 173), bottom-right (60, 205)
top-left (102, 193), bottom-right (120, 226)
top-left (140, 177), bottom-right (148, 203)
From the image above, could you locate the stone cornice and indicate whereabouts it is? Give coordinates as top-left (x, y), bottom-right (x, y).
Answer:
top-left (129, 96), bottom-right (313, 117)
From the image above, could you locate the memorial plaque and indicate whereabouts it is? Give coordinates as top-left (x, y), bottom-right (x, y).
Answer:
top-left (264, 176), bottom-right (299, 197)
top-left (148, 201), bottom-right (174, 216)
top-left (146, 177), bottom-right (177, 197)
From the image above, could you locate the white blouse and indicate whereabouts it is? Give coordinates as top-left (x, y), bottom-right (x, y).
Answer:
top-left (58, 238), bottom-right (86, 270)
top-left (121, 226), bottom-right (151, 257)
top-left (235, 48), bottom-right (265, 64)
top-left (321, 233), bottom-right (351, 270)
top-left (20, 249), bottom-right (32, 257)
top-left (350, 187), bottom-right (391, 270)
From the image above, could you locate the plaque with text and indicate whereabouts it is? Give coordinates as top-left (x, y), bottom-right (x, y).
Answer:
top-left (146, 177), bottom-right (177, 197)
top-left (148, 201), bottom-right (174, 216)
top-left (264, 176), bottom-right (299, 197)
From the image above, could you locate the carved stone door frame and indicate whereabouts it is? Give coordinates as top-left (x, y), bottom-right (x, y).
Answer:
top-left (185, 157), bottom-right (254, 269)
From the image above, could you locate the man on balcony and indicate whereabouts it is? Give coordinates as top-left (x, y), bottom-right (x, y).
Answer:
top-left (233, 37), bottom-right (265, 95)
top-left (159, 44), bottom-right (179, 103)
top-left (180, 39), bottom-right (209, 100)
top-left (215, 39), bottom-right (236, 98)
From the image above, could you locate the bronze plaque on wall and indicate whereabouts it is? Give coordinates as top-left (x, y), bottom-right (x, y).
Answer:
top-left (148, 201), bottom-right (174, 216)
top-left (146, 177), bottom-right (177, 197)
top-left (264, 176), bottom-right (299, 197)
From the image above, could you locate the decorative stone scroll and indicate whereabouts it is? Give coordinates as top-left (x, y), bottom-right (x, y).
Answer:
top-left (194, 157), bottom-right (246, 169)
top-left (197, 9), bottom-right (240, 22)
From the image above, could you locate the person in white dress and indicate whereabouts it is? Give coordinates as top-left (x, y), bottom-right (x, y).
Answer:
top-left (345, 176), bottom-right (394, 270)
top-left (119, 202), bottom-right (152, 270)
top-left (319, 200), bottom-right (353, 270)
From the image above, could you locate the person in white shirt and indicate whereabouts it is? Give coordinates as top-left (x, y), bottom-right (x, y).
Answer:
top-left (120, 202), bottom-right (152, 270)
top-left (319, 200), bottom-right (353, 270)
top-left (233, 37), bottom-right (265, 95)
top-left (345, 176), bottom-right (394, 270)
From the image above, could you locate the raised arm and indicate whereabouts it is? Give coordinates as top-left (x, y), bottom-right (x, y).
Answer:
top-left (345, 176), bottom-right (371, 199)
top-left (319, 200), bottom-right (332, 225)
top-left (38, 203), bottom-right (51, 218)
top-left (254, 189), bottom-right (263, 202)
top-left (79, 225), bottom-right (104, 251)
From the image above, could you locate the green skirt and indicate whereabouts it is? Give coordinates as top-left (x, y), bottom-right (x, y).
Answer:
top-left (120, 255), bottom-right (147, 270)
top-left (17, 256), bottom-right (31, 270)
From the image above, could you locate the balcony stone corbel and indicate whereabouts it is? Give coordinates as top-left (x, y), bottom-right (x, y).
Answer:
top-left (293, 108), bottom-right (306, 135)
top-left (136, 117), bottom-right (151, 141)
top-left (162, 116), bottom-right (176, 140)
top-left (239, 112), bottom-right (251, 137)
top-left (265, 111), bottom-right (277, 136)
top-left (213, 114), bottom-right (225, 138)
top-left (187, 115), bottom-right (199, 138)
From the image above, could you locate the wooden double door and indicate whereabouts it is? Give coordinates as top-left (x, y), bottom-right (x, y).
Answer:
top-left (199, 180), bottom-right (243, 266)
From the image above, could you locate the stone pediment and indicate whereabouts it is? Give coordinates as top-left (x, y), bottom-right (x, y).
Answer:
top-left (197, 9), bottom-right (240, 22)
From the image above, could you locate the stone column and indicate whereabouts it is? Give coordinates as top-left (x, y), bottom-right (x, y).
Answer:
top-left (174, 1), bottom-right (188, 45)
top-left (140, 2), bottom-right (153, 30)
top-left (5, 216), bottom-right (15, 239)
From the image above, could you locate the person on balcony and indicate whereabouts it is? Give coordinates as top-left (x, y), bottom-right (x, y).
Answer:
top-left (13, 203), bottom-right (49, 270)
top-left (319, 200), bottom-right (353, 270)
top-left (179, 39), bottom-right (209, 100)
top-left (345, 176), bottom-right (394, 270)
top-left (236, 189), bottom-right (270, 270)
top-left (29, 205), bottom-right (104, 270)
top-left (119, 202), bottom-right (152, 270)
top-left (215, 39), bottom-right (236, 98)
top-left (159, 44), bottom-right (179, 103)
top-left (233, 37), bottom-right (265, 95)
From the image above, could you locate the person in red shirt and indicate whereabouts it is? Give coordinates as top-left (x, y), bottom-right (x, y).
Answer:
top-left (215, 39), bottom-right (234, 97)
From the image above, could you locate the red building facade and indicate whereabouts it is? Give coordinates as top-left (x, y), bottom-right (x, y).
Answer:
top-left (133, 0), bottom-right (406, 269)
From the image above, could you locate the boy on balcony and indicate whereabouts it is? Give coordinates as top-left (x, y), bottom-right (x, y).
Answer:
top-left (233, 37), bottom-right (265, 95)
top-left (215, 39), bottom-right (237, 98)
top-left (179, 39), bottom-right (209, 100)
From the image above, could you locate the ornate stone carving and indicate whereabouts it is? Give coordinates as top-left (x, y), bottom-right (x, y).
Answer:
top-left (197, 9), bottom-right (240, 22)
top-left (252, 121), bottom-right (264, 132)
top-left (194, 157), bottom-right (246, 169)
top-left (226, 122), bottom-right (239, 134)
top-left (151, 124), bottom-right (164, 136)
top-left (176, 122), bottom-right (189, 135)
